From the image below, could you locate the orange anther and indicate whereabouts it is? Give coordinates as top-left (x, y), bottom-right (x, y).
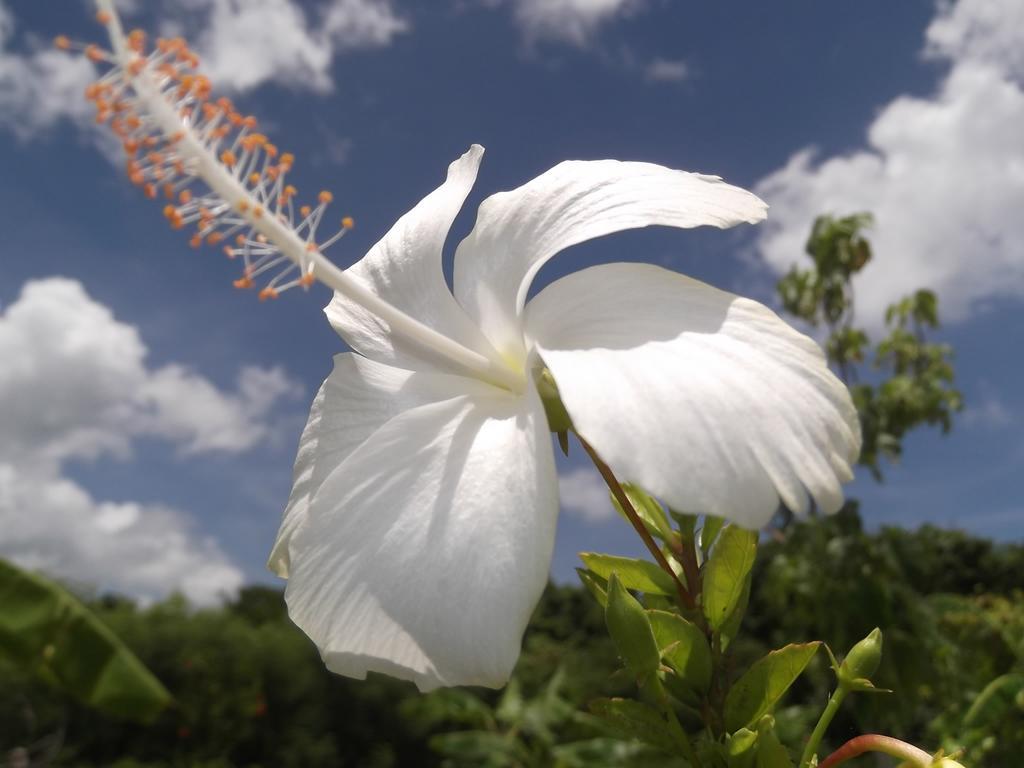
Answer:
top-left (299, 205), bottom-right (312, 217)
top-left (147, 152), bottom-right (164, 165)
top-left (305, 242), bottom-right (317, 252)
top-left (223, 245), bottom-right (234, 258)
top-left (264, 144), bottom-right (278, 158)
top-left (237, 200), bottom-right (249, 213)
top-left (123, 140), bottom-right (139, 156)
top-left (54, 35), bottom-right (71, 51)
top-left (202, 103), bottom-right (219, 120)
top-left (229, 112), bottom-right (243, 126)
top-left (163, 204), bottom-right (177, 218)
top-left (128, 29), bottom-right (146, 53)
top-left (235, 234), bottom-right (246, 245)
top-left (85, 44), bottom-right (105, 63)
top-left (96, 10), bottom-right (111, 24)
top-left (234, 276), bottom-right (254, 289)
top-left (249, 173), bottom-right (261, 185)
top-left (144, 183), bottom-right (157, 199)
top-left (300, 273), bottom-right (316, 288)
top-left (151, 168), bottom-right (164, 181)
top-left (258, 287), bottom-right (279, 301)
top-left (173, 160), bottom-right (185, 175)
top-left (126, 116), bottom-right (141, 130)
top-left (129, 171), bottom-right (145, 186)
top-left (318, 190), bottom-right (333, 204)
top-left (220, 150), bottom-right (236, 167)
top-left (256, 234), bottom-right (267, 243)
top-left (144, 136), bottom-right (159, 148)
top-left (163, 184), bottom-right (175, 199)
top-left (168, 131), bottom-right (184, 144)
top-left (128, 58), bottom-right (145, 76)
top-left (243, 116), bottom-right (257, 129)
top-left (253, 206), bottom-right (264, 219)
top-left (266, 166), bottom-right (280, 181)
top-left (179, 189), bottom-right (192, 204)
top-left (84, 83), bottom-right (100, 99)
top-left (207, 232), bottom-right (223, 245)
top-left (341, 216), bottom-right (355, 230)
top-left (190, 234), bottom-right (202, 248)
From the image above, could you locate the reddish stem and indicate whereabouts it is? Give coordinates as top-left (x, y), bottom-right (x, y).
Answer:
top-left (819, 734), bottom-right (933, 768)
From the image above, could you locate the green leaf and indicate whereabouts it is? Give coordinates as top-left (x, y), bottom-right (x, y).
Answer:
top-left (580, 553), bottom-right (676, 597)
top-left (605, 573), bottom-right (661, 679)
top-left (756, 718), bottom-right (793, 768)
top-left (719, 572), bottom-right (753, 651)
top-left (646, 610), bottom-right (712, 693)
top-left (702, 526), bottom-right (758, 630)
top-left (610, 485), bottom-right (674, 541)
top-left (964, 672), bottom-right (1024, 728)
top-left (726, 728), bottom-right (758, 768)
top-left (576, 568), bottom-right (609, 608)
top-left (699, 515), bottom-right (726, 556)
top-left (588, 698), bottom-right (676, 753)
top-left (0, 559), bottom-right (171, 723)
top-left (724, 642), bottom-right (820, 733)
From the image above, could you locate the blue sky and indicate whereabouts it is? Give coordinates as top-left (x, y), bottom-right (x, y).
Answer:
top-left (0, 0), bottom-right (1020, 603)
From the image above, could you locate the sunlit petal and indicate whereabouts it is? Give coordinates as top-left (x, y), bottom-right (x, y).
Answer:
top-left (526, 262), bottom-right (860, 527)
top-left (454, 160), bottom-right (767, 359)
top-left (325, 145), bottom-right (497, 371)
top-left (283, 378), bottom-right (558, 690)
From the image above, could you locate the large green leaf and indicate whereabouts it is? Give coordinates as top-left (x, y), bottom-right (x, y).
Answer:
top-left (581, 553), bottom-right (676, 597)
top-left (702, 526), bottom-right (758, 630)
top-left (646, 610), bottom-right (712, 693)
top-left (0, 559), bottom-right (171, 723)
top-left (605, 573), bottom-right (661, 679)
top-left (576, 567), bottom-right (609, 608)
top-left (724, 643), bottom-right (820, 733)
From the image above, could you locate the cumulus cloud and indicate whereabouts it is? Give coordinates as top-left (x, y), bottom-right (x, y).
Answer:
top-left (0, 278), bottom-right (301, 604)
top-left (558, 467), bottom-right (614, 522)
top-left (0, 1), bottom-right (98, 139)
top-left (755, 0), bottom-right (1024, 329)
top-left (179, 0), bottom-right (408, 92)
top-left (497, 0), bottom-right (642, 46)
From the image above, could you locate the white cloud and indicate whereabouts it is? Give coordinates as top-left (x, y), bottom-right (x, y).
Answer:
top-left (755, 0), bottom-right (1024, 329)
top-left (0, 278), bottom-right (301, 604)
top-left (0, 1), bottom-right (98, 139)
top-left (645, 57), bottom-right (688, 83)
top-left (501, 0), bottom-right (641, 46)
top-left (182, 0), bottom-right (408, 92)
top-left (962, 391), bottom-right (1015, 429)
top-left (558, 467), bottom-right (614, 522)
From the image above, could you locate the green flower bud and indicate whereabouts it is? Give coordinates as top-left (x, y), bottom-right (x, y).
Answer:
top-left (840, 627), bottom-right (883, 685)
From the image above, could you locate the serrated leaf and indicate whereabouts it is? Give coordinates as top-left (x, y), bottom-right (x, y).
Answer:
top-left (702, 526), bottom-right (758, 630)
top-left (588, 698), bottom-right (676, 753)
top-left (646, 610), bottom-right (712, 693)
top-left (576, 568), bottom-right (608, 608)
top-left (581, 553), bottom-right (676, 596)
top-left (724, 642), bottom-right (820, 733)
top-left (0, 559), bottom-right (171, 723)
top-left (605, 573), bottom-right (661, 678)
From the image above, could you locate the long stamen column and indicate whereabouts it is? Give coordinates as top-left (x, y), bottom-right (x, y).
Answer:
top-left (75, 0), bottom-right (523, 392)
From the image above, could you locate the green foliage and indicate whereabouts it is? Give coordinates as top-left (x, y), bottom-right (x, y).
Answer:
top-left (605, 573), bottom-right (661, 681)
top-left (579, 553), bottom-right (677, 597)
top-left (724, 643), bottom-right (820, 733)
top-left (0, 559), bottom-right (171, 724)
top-left (702, 526), bottom-right (757, 631)
top-left (776, 213), bottom-right (962, 479)
top-left (647, 611), bottom-right (712, 694)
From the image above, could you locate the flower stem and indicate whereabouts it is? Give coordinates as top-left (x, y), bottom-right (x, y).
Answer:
top-left (576, 434), bottom-right (694, 610)
top-left (818, 735), bottom-right (934, 768)
top-left (799, 685), bottom-right (848, 768)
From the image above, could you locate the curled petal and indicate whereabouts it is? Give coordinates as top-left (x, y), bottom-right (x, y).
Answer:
top-left (454, 160), bottom-right (767, 359)
top-left (326, 145), bottom-right (498, 371)
top-left (283, 376), bottom-right (558, 690)
top-left (526, 262), bottom-right (860, 527)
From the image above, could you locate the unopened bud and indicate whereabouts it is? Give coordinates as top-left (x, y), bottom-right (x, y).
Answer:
top-left (840, 627), bottom-right (883, 685)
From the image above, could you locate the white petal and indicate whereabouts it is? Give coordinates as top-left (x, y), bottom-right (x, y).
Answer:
top-left (325, 145), bottom-right (497, 371)
top-left (525, 263), bottom-right (860, 528)
top-left (283, 378), bottom-right (559, 690)
top-left (268, 353), bottom-right (467, 578)
top-left (454, 160), bottom-right (767, 359)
